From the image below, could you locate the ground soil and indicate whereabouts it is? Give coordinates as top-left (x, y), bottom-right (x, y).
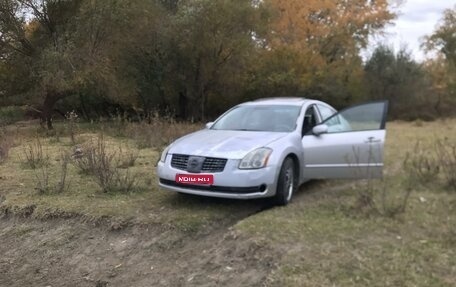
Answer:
top-left (0, 201), bottom-right (278, 287)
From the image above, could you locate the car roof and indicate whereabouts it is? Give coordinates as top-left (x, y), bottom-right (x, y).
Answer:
top-left (241, 97), bottom-right (310, 106)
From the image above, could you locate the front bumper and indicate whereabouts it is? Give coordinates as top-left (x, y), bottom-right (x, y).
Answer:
top-left (156, 156), bottom-right (279, 199)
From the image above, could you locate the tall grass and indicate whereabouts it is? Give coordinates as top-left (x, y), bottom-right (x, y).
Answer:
top-left (0, 127), bottom-right (14, 164)
top-left (72, 134), bottom-right (138, 193)
top-left (125, 116), bottom-right (200, 149)
top-left (22, 137), bottom-right (49, 169)
top-left (405, 138), bottom-right (456, 191)
top-left (95, 112), bottom-right (200, 149)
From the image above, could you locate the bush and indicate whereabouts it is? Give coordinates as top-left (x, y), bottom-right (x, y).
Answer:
top-left (0, 106), bottom-right (25, 125)
top-left (349, 146), bottom-right (413, 217)
top-left (405, 139), bottom-right (456, 191)
top-left (21, 137), bottom-right (49, 169)
top-left (403, 141), bottom-right (440, 186)
top-left (55, 152), bottom-right (71, 193)
top-left (34, 163), bottom-right (50, 193)
top-left (114, 168), bottom-right (138, 193)
top-left (73, 134), bottom-right (116, 192)
top-left (34, 151), bottom-right (71, 194)
top-left (72, 134), bottom-right (139, 193)
top-left (64, 110), bottom-right (79, 145)
top-left (435, 139), bottom-right (456, 190)
top-left (117, 145), bottom-right (139, 169)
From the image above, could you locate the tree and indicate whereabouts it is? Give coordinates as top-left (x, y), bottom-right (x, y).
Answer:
top-left (163, 0), bottom-right (266, 120)
top-left (423, 6), bottom-right (456, 67)
top-left (364, 45), bottom-right (431, 119)
top-left (0, 0), bottom-right (139, 129)
top-left (246, 0), bottom-right (395, 107)
top-left (0, 0), bottom-right (403, 123)
top-left (423, 57), bottom-right (453, 115)
top-left (265, 0), bottom-right (394, 58)
top-left (422, 5), bottom-right (456, 115)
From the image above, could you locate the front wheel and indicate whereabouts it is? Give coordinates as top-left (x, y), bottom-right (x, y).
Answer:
top-left (273, 157), bottom-right (298, 206)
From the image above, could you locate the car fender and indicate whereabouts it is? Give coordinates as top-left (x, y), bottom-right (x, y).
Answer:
top-left (266, 132), bottom-right (304, 184)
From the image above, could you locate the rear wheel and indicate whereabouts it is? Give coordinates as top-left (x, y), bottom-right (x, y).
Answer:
top-left (273, 157), bottom-right (298, 206)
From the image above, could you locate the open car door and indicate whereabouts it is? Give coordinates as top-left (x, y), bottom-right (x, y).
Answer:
top-left (302, 101), bottom-right (388, 179)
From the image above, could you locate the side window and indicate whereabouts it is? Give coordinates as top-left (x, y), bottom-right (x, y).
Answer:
top-left (302, 105), bottom-right (319, 135)
top-left (317, 104), bottom-right (336, 121)
top-left (321, 102), bottom-right (387, 133)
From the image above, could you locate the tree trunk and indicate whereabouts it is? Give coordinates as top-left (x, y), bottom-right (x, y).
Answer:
top-left (178, 90), bottom-right (188, 120)
top-left (42, 93), bottom-right (61, 130)
top-left (79, 93), bottom-right (90, 121)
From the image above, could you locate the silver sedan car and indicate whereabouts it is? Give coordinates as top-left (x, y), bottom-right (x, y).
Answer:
top-left (157, 98), bottom-right (388, 205)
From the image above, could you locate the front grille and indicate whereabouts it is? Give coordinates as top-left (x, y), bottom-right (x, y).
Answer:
top-left (171, 154), bottom-right (189, 170)
top-left (171, 154), bottom-right (227, 173)
top-left (202, 157), bottom-right (227, 172)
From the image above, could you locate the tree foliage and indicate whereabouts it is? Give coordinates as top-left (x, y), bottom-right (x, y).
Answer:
top-left (1, 0), bottom-right (453, 126)
top-left (422, 5), bottom-right (456, 116)
top-left (423, 6), bottom-right (456, 67)
top-left (364, 45), bottom-right (432, 119)
top-left (249, 0), bottom-right (394, 108)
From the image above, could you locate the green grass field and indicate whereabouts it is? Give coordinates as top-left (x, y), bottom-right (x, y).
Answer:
top-left (0, 119), bottom-right (455, 286)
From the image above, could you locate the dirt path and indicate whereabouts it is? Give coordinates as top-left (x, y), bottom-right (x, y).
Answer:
top-left (0, 204), bottom-right (277, 287)
top-left (0, 180), bottom-right (349, 287)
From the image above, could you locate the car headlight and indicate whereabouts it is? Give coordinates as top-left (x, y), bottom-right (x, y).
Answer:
top-left (159, 145), bottom-right (171, 163)
top-left (239, 148), bottom-right (272, 169)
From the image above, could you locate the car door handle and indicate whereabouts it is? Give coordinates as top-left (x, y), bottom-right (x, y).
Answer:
top-left (364, 137), bottom-right (381, 143)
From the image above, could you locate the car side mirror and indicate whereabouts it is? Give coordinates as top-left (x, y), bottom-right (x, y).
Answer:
top-left (312, 124), bottom-right (328, 136)
top-left (205, 122), bottom-right (214, 129)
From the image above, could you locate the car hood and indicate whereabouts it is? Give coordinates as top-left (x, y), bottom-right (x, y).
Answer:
top-left (169, 129), bottom-right (287, 159)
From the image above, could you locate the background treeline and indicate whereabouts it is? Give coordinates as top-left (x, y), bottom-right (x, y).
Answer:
top-left (0, 0), bottom-right (455, 129)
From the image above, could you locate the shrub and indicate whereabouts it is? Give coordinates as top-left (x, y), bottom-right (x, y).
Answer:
top-left (34, 151), bottom-right (71, 194)
top-left (72, 134), bottom-right (139, 193)
top-left (55, 152), bottom-right (71, 193)
top-left (403, 141), bottom-right (440, 186)
top-left (349, 146), bottom-right (413, 217)
top-left (0, 106), bottom-right (25, 125)
top-left (435, 139), bottom-right (456, 190)
top-left (117, 145), bottom-right (139, 169)
top-left (22, 137), bottom-right (49, 169)
top-left (114, 168), bottom-right (138, 193)
top-left (405, 139), bottom-right (456, 191)
top-left (34, 163), bottom-right (50, 193)
top-left (65, 110), bottom-right (79, 145)
top-left (74, 134), bottom-right (116, 192)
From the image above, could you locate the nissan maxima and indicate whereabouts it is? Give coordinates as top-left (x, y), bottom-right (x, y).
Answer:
top-left (157, 98), bottom-right (388, 205)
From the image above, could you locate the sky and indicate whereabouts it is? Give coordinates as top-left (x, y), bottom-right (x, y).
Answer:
top-left (365, 0), bottom-right (456, 61)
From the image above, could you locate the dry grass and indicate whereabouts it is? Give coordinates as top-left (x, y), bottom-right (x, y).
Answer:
top-left (237, 119), bottom-right (456, 286)
top-left (404, 138), bottom-right (456, 191)
top-left (21, 137), bottom-right (49, 169)
top-left (117, 144), bottom-right (139, 169)
top-left (0, 121), bottom-right (258, 232)
top-left (122, 115), bottom-right (200, 149)
top-left (0, 127), bottom-right (14, 164)
top-left (82, 113), bottom-right (200, 150)
top-left (0, 119), bottom-right (455, 286)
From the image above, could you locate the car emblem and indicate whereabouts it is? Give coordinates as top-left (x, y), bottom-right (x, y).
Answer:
top-left (187, 156), bottom-right (205, 173)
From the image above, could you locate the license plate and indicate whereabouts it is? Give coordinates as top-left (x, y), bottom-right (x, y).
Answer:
top-left (175, 174), bottom-right (214, 185)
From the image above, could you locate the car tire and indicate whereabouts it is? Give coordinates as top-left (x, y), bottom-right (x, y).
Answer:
top-left (273, 157), bottom-right (298, 206)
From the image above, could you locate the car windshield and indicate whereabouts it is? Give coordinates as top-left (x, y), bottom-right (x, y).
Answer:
top-left (211, 105), bottom-right (301, 132)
